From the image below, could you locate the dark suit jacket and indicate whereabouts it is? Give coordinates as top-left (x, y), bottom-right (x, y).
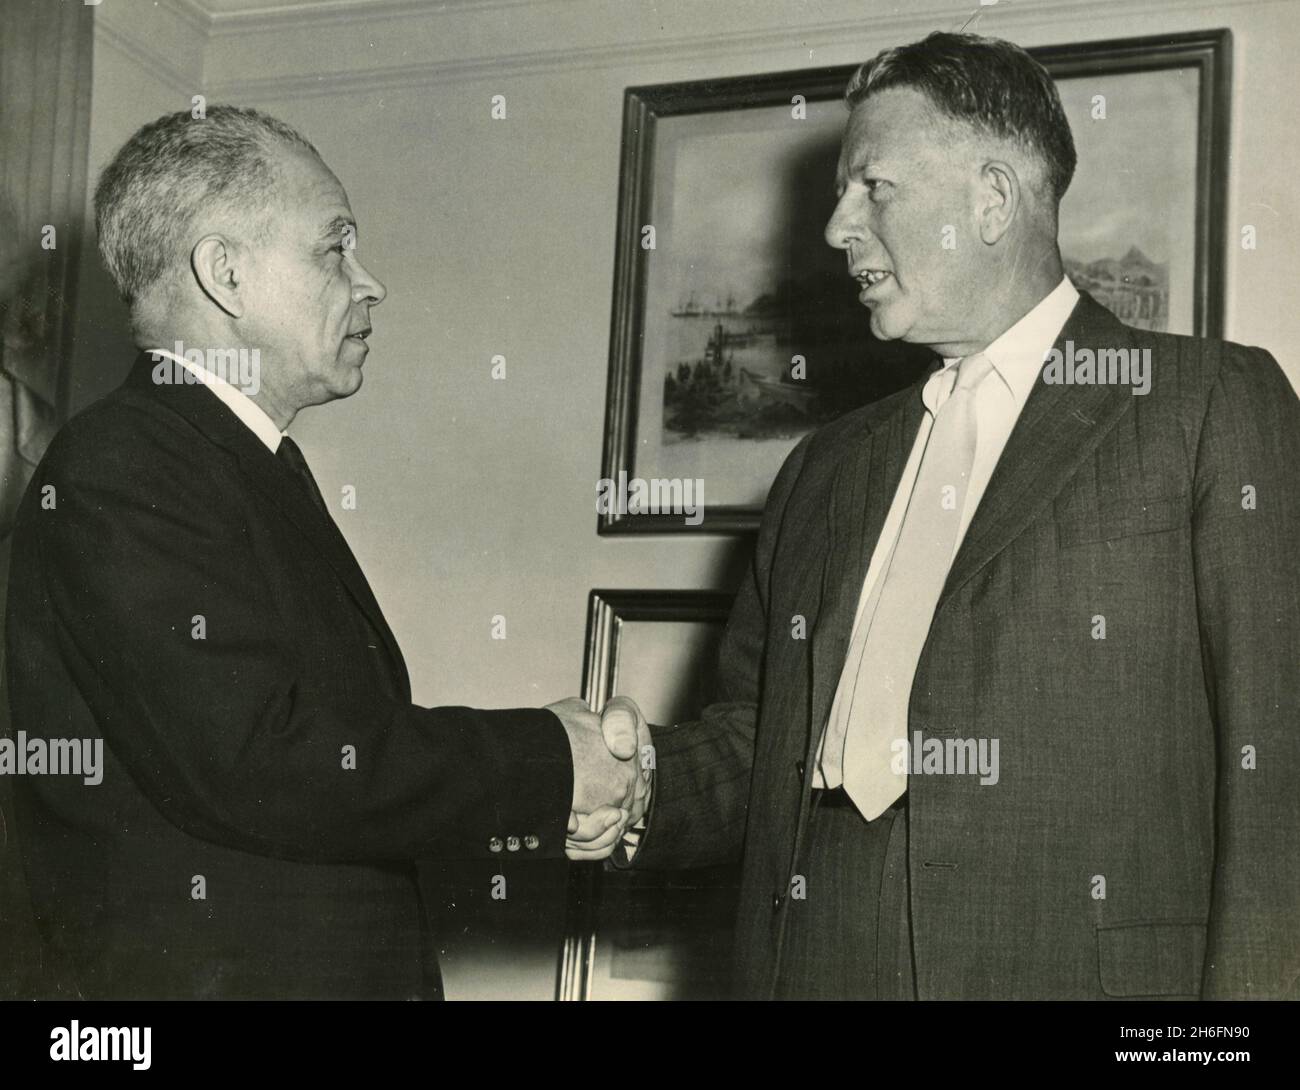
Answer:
top-left (5, 351), bottom-right (573, 999)
top-left (633, 293), bottom-right (1300, 999)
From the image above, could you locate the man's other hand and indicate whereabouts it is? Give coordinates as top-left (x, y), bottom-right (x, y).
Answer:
top-left (547, 697), bottom-right (638, 819)
top-left (554, 695), bottom-right (653, 861)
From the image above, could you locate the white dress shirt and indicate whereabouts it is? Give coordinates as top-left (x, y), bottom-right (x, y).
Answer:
top-left (148, 347), bottom-right (284, 454)
top-left (814, 275), bottom-right (1079, 788)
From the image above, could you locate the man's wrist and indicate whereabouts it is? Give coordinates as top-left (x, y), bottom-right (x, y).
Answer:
top-left (610, 768), bottom-right (655, 868)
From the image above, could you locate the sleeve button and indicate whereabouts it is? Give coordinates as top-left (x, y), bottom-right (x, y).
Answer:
top-left (506, 836), bottom-right (521, 852)
top-left (523, 835), bottom-right (540, 850)
top-left (488, 837), bottom-right (504, 853)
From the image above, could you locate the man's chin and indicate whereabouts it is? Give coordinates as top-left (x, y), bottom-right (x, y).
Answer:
top-left (867, 306), bottom-right (905, 342)
top-left (314, 362), bottom-right (365, 404)
top-left (338, 368), bottom-right (364, 397)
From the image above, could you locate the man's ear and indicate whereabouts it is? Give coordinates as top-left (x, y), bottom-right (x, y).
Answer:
top-left (190, 234), bottom-right (246, 318)
top-left (976, 160), bottom-right (1019, 246)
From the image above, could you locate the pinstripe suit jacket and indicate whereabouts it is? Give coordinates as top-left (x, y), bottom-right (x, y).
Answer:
top-left (632, 292), bottom-right (1300, 1000)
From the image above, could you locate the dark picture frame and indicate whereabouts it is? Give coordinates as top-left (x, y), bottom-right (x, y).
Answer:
top-left (557, 589), bottom-right (737, 1001)
top-left (598, 30), bottom-right (1231, 535)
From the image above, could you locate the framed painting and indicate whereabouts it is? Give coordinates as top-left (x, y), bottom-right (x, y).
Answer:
top-left (557, 589), bottom-right (739, 1001)
top-left (598, 30), bottom-right (1230, 533)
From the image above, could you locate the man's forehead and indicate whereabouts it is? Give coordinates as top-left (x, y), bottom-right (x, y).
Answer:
top-left (849, 88), bottom-right (933, 140)
top-left (839, 87), bottom-right (952, 170)
top-left (273, 145), bottom-right (353, 226)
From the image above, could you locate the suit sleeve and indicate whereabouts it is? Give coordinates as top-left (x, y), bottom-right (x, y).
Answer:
top-left (23, 439), bottom-right (573, 865)
top-left (1192, 345), bottom-right (1300, 998)
top-left (617, 433), bottom-right (813, 871)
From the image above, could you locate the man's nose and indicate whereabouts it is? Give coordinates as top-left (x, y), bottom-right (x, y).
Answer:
top-left (824, 192), bottom-right (862, 250)
top-left (351, 259), bottom-right (387, 306)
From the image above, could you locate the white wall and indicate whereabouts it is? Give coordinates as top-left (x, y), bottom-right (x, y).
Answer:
top-left (191, 0), bottom-right (1300, 727)
top-left (81, 0), bottom-right (1300, 999)
top-left (69, 0), bottom-right (209, 413)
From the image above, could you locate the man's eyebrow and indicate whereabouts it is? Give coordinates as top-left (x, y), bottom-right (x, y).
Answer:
top-left (319, 215), bottom-right (355, 240)
top-left (847, 152), bottom-right (879, 176)
top-left (834, 155), bottom-right (870, 192)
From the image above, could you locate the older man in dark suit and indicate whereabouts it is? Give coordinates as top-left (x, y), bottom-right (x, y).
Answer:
top-left (580, 32), bottom-right (1299, 999)
top-left (5, 105), bottom-right (645, 998)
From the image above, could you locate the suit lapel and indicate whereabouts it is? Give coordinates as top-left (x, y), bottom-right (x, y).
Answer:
top-left (938, 292), bottom-right (1140, 609)
top-left (126, 353), bottom-right (410, 696)
top-left (807, 385), bottom-right (926, 749)
top-left (239, 447), bottom-right (411, 697)
top-left (804, 292), bottom-right (1140, 746)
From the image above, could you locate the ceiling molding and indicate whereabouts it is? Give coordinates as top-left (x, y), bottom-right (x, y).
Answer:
top-left (95, 10), bottom-right (205, 94)
top-left (193, 0), bottom-right (1279, 37)
top-left (201, 0), bottom-right (536, 34)
top-left (203, 19), bottom-right (843, 98)
top-left (169, 0), bottom-right (216, 35)
top-left (201, 0), bottom-right (1268, 101)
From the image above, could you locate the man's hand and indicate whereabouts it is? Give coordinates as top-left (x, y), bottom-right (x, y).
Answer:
top-left (564, 805), bottom-right (630, 860)
top-left (547, 697), bottom-right (639, 819)
top-left (593, 695), bottom-right (652, 824)
top-left (557, 695), bottom-right (653, 861)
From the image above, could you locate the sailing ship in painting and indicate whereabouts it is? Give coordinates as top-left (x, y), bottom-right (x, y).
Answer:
top-left (662, 316), bottom-right (817, 441)
top-left (661, 280), bottom-right (873, 442)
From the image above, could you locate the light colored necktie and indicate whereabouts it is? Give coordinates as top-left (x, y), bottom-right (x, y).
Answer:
top-left (837, 352), bottom-right (994, 820)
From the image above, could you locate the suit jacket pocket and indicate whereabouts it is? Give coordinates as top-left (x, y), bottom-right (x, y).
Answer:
top-left (1096, 920), bottom-right (1207, 998)
top-left (1057, 496), bottom-right (1186, 548)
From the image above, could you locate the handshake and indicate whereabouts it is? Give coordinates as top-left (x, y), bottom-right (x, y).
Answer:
top-left (547, 696), bottom-right (652, 862)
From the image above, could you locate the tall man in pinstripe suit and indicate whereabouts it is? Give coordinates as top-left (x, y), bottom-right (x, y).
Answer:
top-left (573, 31), bottom-right (1300, 999)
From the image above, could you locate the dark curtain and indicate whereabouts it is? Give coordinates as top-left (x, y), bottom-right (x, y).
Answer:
top-left (0, 0), bottom-right (94, 998)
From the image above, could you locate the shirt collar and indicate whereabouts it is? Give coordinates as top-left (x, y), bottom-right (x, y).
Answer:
top-left (926, 275), bottom-right (1080, 413)
top-left (148, 348), bottom-right (284, 454)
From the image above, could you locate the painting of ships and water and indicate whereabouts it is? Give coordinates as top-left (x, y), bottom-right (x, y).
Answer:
top-left (621, 57), bottom-right (1204, 519)
top-left (636, 101), bottom-right (932, 508)
top-left (663, 289), bottom-right (870, 442)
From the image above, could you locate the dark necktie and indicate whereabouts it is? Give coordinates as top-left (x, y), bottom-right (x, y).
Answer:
top-left (276, 434), bottom-right (400, 688)
top-left (276, 435), bottom-right (330, 518)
